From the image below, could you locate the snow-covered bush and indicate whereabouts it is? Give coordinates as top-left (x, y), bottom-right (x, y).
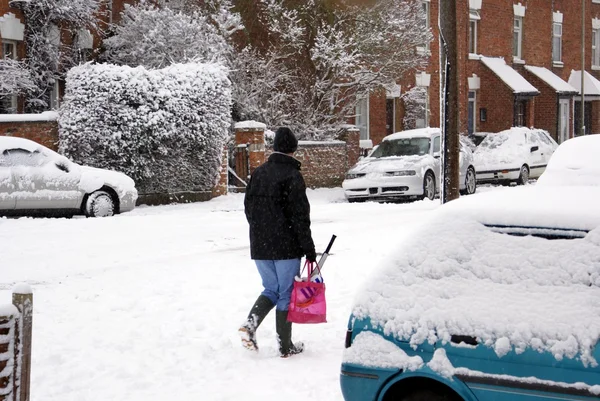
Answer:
top-left (103, 2), bottom-right (240, 69)
top-left (59, 62), bottom-right (232, 194)
top-left (402, 86), bottom-right (428, 130)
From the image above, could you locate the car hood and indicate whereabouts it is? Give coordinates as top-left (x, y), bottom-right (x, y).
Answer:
top-left (349, 155), bottom-right (432, 175)
top-left (78, 165), bottom-right (137, 196)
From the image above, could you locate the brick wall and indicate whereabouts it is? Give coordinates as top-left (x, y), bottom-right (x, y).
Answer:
top-left (266, 142), bottom-right (350, 188)
top-left (525, 72), bottom-right (560, 140)
top-left (0, 120), bottom-right (59, 150)
top-left (471, 60), bottom-right (514, 133)
top-left (368, 89), bottom-right (388, 145)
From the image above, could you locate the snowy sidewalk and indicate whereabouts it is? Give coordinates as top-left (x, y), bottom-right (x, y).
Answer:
top-left (0, 188), bottom-right (440, 401)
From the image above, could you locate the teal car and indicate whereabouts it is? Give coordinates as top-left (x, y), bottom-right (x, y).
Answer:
top-left (340, 185), bottom-right (600, 401)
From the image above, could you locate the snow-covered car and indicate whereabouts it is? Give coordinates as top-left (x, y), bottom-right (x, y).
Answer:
top-left (474, 127), bottom-right (558, 185)
top-left (537, 134), bottom-right (600, 187)
top-left (342, 128), bottom-right (477, 202)
top-left (341, 185), bottom-right (600, 401)
top-left (0, 137), bottom-right (138, 217)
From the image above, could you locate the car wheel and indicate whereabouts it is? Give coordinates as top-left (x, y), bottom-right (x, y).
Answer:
top-left (460, 167), bottom-right (476, 195)
top-left (398, 389), bottom-right (459, 401)
top-left (421, 171), bottom-right (436, 200)
top-left (85, 190), bottom-right (115, 217)
top-left (517, 165), bottom-right (530, 185)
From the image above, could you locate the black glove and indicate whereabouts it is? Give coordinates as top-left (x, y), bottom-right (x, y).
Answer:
top-left (305, 250), bottom-right (317, 263)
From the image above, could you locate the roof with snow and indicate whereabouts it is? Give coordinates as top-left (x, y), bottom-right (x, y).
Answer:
top-left (524, 66), bottom-right (578, 94)
top-left (480, 56), bottom-right (539, 95)
top-left (568, 70), bottom-right (600, 97)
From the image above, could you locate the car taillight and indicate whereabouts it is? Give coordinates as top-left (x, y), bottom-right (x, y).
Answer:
top-left (501, 170), bottom-right (509, 174)
top-left (345, 329), bottom-right (353, 348)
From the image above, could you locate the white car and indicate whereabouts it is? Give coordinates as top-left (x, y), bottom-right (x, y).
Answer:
top-left (342, 128), bottom-right (477, 202)
top-left (537, 134), bottom-right (600, 187)
top-left (474, 127), bottom-right (558, 185)
top-left (0, 137), bottom-right (138, 217)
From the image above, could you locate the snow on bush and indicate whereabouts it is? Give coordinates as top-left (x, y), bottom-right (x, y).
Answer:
top-left (58, 62), bottom-right (231, 194)
top-left (103, 3), bottom-right (237, 69)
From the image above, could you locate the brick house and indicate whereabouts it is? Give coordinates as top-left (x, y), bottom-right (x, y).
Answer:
top-left (0, 0), bottom-right (131, 114)
top-left (359, 0), bottom-right (600, 146)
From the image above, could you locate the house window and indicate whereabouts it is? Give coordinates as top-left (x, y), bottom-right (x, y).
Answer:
top-left (415, 91), bottom-right (429, 129)
top-left (553, 22), bottom-right (562, 63)
top-left (469, 10), bottom-right (480, 54)
top-left (593, 29), bottom-right (600, 68)
top-left (1, 40), bottom-right (18, 114)
top-left (468, 91), bottom-right (477, 135)
top-left (49, 80), bottom-right (60, 110)
top-left (421, 1), bottom-right (430, 51)
top-left (356, 96), bottom-right (369, 140)
top-left (513, 17), bottom-right (523, 59)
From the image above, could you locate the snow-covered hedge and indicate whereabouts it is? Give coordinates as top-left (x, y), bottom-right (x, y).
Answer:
top-left (59, 62), bottom-right (231, 194)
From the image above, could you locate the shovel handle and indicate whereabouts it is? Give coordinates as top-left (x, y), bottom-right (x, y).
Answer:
top-left (324, 235), bottom-right (337, 254)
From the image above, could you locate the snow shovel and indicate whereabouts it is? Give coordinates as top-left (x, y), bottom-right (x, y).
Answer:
top-left (310, 234), bottom-right (337, 278)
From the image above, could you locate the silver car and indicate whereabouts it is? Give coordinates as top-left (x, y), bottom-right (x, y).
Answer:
top-left (0, 137), bottom-right (138, 217)
top-left (342, 128), bottom-right (477, 202)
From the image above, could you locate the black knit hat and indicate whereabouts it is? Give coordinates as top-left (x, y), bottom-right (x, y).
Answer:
top-left (273, 127), bottom-right (298, 153)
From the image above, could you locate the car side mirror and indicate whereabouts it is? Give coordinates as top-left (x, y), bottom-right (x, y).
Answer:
top-left (433, 151), bottom-right (441, 159)
top-left (55, 161), bottom-right (69, 173)
top-left (530, 146), bottom-right (539, 153)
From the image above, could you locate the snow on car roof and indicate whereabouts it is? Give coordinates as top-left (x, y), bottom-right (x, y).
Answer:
top-left (0, 136), bottom-right (48, 153)
top-left (537, 135), bottom-right (600, 187)
top-left (352, 185), bottom-right (600, 367)
top-left (384, 127), bottom-right (440, 141)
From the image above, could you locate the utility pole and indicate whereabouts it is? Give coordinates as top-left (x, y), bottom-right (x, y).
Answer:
top-left (581, 0), bottom-right (586, 136)
top-left (439, 0), bottom-right (461, 203)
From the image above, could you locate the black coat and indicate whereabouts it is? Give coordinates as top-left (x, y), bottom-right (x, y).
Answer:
top-left (244, 152), bottom-right (316, 261)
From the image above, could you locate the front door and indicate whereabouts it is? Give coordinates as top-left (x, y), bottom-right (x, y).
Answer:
top-left (574, 101), bottom-right (592, 136)
top-left (558, 99), bottom-right (570, 143)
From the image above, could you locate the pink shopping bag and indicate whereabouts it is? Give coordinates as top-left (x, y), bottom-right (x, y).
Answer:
top-left (287, 262), bottom-right (327, 324)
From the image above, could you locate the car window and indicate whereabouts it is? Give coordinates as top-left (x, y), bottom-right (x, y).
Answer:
top-left (433, 136), bottom-right (441, 153)
top-left (370, 138), bottom-right (431, 157)
top-left (2, 148), bottom-right (47, 167)
top-left (536, 131), bottom-right (554, 146)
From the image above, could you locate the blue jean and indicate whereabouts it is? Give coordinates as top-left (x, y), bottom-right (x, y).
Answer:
top-left (255, 259), bottom-right (301, 311)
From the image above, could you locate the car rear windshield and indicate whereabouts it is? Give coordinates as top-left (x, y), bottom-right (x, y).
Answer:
top-left (479, 132), bottom-right (526, 149)
top-left (370, 138), bottom-right (430, 158)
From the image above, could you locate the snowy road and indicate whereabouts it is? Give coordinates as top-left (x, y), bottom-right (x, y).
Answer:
top-left (1, 188), bottom-right (443, 401)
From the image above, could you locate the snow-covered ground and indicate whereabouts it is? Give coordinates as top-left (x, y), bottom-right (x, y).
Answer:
top-left (0, 187), bottom-right (454, 401)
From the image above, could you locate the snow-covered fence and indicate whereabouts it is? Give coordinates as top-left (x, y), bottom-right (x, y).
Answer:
top-left (0, 286), bottom-right (33, 401)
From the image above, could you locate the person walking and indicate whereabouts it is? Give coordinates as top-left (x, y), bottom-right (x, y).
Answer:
top-left (239, 127), bottom-right (317, 358)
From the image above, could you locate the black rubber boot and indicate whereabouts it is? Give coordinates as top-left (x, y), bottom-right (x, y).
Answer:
top-left (239, 295), bottom-right (275, 351)
top-left (276, 310), bottom-right (304, 358)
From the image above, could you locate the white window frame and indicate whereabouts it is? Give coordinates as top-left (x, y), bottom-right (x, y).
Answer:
top-left (1, 39), bottom-right (18, 113)
top-left (594, 29), bottom-right (600, 68)
top-left (355, 96), bottom-right (370, 140)
top-left (553, 23), bottom-right (562, 63)
top-left (468, 90), bottom-right (477, 135)
top-left (420, 1), bottom-right (430, 52)
top-left (469, 10), bottom-right (480, 55)
top-left (49, 80), bottom-right (60, 110)
top-left (513, 16), bottom-right (523, 60)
